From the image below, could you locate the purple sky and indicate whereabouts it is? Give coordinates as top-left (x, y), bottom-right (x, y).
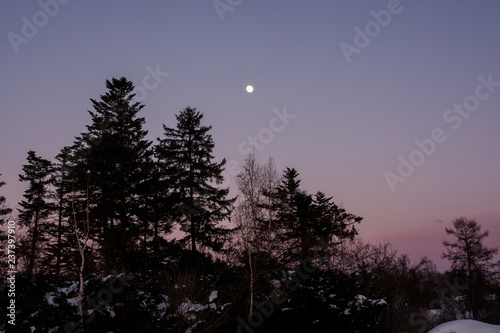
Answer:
top-left (1, 1), bottom-right (499, 271)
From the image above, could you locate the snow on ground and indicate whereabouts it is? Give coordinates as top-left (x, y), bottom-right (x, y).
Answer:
top-left (57, 282), bottom-right (78, 295)
top-left (208, 290), bottom-right (218, 303)
top-left (67, 297), bottom-right (79, 307)
top-left (44, 292), bottom-right (58, 306)
top-left (428, 320), bottom-right (500, 333)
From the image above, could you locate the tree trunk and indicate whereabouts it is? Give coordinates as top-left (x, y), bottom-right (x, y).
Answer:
top-left (247, 213), bottom-right (253, 317)
top-left (78, 245), bottom-right (85, 331)
top-left (191, 217), bottom-right (197, 252)
top-left (72, 185), bottom-right (90, 332)
top-left (465, 234), bottom-right (478, 320)
top-left (29, 209), bottom-right (40, 277)
top-left (56, 186), bottom-right (63, 277)
top-left (189, 181), bottom-right (197, 252)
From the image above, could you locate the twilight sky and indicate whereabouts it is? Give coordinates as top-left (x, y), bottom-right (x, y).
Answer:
top-left (1, 0), bottom-right (499, 271)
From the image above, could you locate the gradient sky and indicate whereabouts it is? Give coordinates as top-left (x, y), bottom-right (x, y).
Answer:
top-left (1, 1), bottom-right (499, 271)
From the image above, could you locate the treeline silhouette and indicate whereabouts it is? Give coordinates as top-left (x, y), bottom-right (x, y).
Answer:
top-left (1, 77), bottom-right (499, 332)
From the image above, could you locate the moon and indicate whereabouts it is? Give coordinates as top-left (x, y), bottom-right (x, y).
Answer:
top-left (246, 85), bottom-right (254, 93)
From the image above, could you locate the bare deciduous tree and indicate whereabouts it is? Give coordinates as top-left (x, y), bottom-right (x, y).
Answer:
top-left (442, 217), bottom-right (499, 320)
top-left (72, 182), bottom-right (91, 331)
top-left (235, 152), bottom-right (280, 316)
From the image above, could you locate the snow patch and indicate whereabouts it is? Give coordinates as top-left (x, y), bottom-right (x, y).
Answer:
top-left (45, 292), bottom-right (58, 306)
top-left (101, 274), bottom-right (114, 282)
top-left (178, 299), bottom-right (210, 315)
top-left (185, 320), bottom-right (204, 333)
top-left (220, 302), bottom-right (231, 310)
top-left (157, 302), bottom-right (167, 311)
top-left (67, 297), bottom-right (79, 307)
top-left (271, 279), bottom-right (281, 289)
top-left (105, 306), bottom-right (116, 318)
top-left (427, 319), bottom-right (500, 333)
top-left (57, 282), bottom-right (78, 295)
top-left (209, 290), bottom-right (218, 303)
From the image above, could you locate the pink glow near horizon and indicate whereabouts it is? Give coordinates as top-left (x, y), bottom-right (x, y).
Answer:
top-left (1, 1), bottom-right (499, 272)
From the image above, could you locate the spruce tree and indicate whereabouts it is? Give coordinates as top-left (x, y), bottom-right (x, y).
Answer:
top-left (269, 168), bottom-right (362, 265)
top-left (0, 174), bottom-right (12, 227)
top-left (141, 158), bottom-right (175, 254)
top-left (41, 146), bottom-right (80, 278)
top-left (156, 107), bottom-right (235, 253)
top-left (18, 150), bottom-right (55, 277)
top-left (0, 175), bottom-right (13, 276)
top-left (0, 175), bottom-right (11, 218)
top-left (71, 77), bottom-right (153, 269)
top-left (271, 167), bottom-right (310, 263)
top-left (312, 191), bottom-right (361, 244)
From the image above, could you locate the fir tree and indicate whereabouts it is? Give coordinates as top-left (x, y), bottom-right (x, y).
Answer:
top-left (271, 167), bottom-right (310, 263)
top-left (141, 157), bottom-right (175, 254)
top-left (18, 150), bottom-right (55, 277)
top-left (0, 175), bottom-right (13, 276)
top-left (312, 191), bottom-right (361, 244)
top-left (71, 77), bottom-right (153, 270)
top-left (0, 174), bottom-right (12, 227)
top-left (156, 107), bottom-right (235, 253)
top-left (270, 168), bottom-right (362, 265)
top-left (41, 147), bottom-right (81, 278)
